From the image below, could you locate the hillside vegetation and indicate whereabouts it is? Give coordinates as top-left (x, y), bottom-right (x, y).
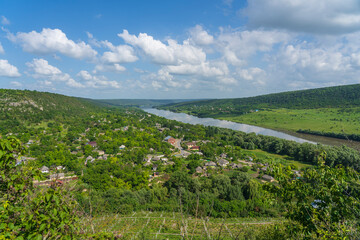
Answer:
top-left (94, 98), bottom-right (197, 108)
top-left (159, 84), bottom-right (360, 139)
top-left (0, 89), bottom-right (101, 133)
top-left (1, 89), bottom-right (359, 239)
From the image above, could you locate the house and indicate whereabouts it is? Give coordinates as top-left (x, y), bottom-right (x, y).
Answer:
top-left (56, 166), bottom-right (65, 170)
top-left (87, 141), bottom-right (97, 148)
top-left (50, 173), bottom-right (65, 180)
top-left (164, 136), bottom-right (176, 145)
top-left (119, 145), bottom-right (126, 150)
top-left (205, 161), bottom-right (217, 167)
top-left (220, 153), bottom-right (228, 159)
top-left (181, 151), bottom-right (191, 158)
top-left (97, 150), bottom-right (105, 156)
top-left (195, 166), bottom-right (203, 173)
top-left (246, 156), bottom-right (253, 162)
top-left (185, 142), bottom-right (196, 150)
top-left (144, 155), bottom-right (153, 162)
top-left (262, 175), bottom-right (275, 182)
top-left (40, 166), bottom-right (49, 173)
top-left (85, 156), bottom-right (95, 165)
top-left (190, 146), bottom-right (200, 151)
top-left (218, 159), bottom-right (229, 167)
top-left (161, 157), bottom-right (168, 162)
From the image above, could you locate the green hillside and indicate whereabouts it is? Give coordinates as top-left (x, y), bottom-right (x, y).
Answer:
top-left (160, 84), bottom-right (360, 117)
top-left (0, 89), bottom-right (101, 133)
top-left (94, 98), bottom-right (198, 108)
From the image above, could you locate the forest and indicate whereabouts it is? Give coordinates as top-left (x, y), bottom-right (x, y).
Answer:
top-left (0, 89), bottom-right (359, 239)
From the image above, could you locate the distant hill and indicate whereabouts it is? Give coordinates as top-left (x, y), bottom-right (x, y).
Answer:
top-left (94, 99), bottom-right (199, 108)
top-left (0, 89), bottom-right (101, 129)
top-left (159, 84), bottom-right (360, 117)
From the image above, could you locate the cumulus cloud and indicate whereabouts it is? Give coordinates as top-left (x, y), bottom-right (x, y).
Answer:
top-left (0, 59), bottom-right (21, 77)
top-left (1, 16), bottom-right (10, 25)
top-left (218, 29), bottom-right (289, 65)
top-left (243, 0), bottom-right (360, 34)
top-left (238, 67), bottom-right (267, 85)
top-left (9, 28), bottom-right (97, 59)
top-left (10, 81), bottom-right (22, 87)
top-left (94, 63), bottom-right (126, 73)
top-left (77, 70), bottom-right (121, 88)
top-left (0, 42), bottom-right (4, 54)
top-left (101, 40), bottom-right (138, 64)
top-left (118, 30), bottom-right (206, 65)
top-left (189, 25), bottom-right (214, 45)
top-left (26, 58), bottom-right (84, 88)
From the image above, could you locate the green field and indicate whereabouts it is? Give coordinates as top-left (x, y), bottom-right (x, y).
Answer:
top-left (218, 107), bottom-right (360, 135)
top-left (81, 211), bottom-right (285, 239)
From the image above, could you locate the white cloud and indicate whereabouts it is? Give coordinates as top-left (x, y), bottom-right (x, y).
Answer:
top-left (101, 40), bottom-right (138, 63)
top-left (0, 59), bottom-right (21, 77)
top-left (243, 0), bottom-right (360, 34)
top-left (94, 63), bottom-right (126, 73)
top-left (10, 81), bottom-right (22, 87)
top-left (118, 30), bottom-right (206, 65)
top-left (1, 16), bottom-right (10, 25)
top-left (238, 67), bottom-right (266, 86)
top-left (0, 42), bottom-right (4, 54)
top-left (77, 70), bottom-right (121, 88)
top-left (9, 28), bottom-right (97, 59)
top-left (26, 58), bottom-right (84, 88)
top-left (164, 61), bottom-right (228, 77)
top-left (189, 25), bottom-right (214, 45)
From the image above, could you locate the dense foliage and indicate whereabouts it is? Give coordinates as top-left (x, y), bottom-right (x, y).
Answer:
top-left (159, 83), bottom-right (360, 117)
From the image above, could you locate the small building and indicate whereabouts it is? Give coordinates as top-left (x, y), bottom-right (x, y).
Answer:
top-left (262, 175), bottom-right (275, 182)
top-left (195, 166), bottom-right (203, 173)
top-left (205, 161), bottom-right (217, 167)
top-left (218, 159), bottom-right (229, 167)
top-left (185, 142), bottom-right (197, 150)
top-left (190, 146), bottom-right (200, 151)
top-left (87, 141), bottom-right (97, 148)
top-left (119, 145), bottom-right (126, 150)
top-left (97, 150), bottom-right (105, 156)
top-left (50, 172), bottom-right (65, 180)
top-left (56, 166), bottom-right (65, 170)
top-left (220, 153), bottom-right (228, 159)
top-left (40, 166), bottom-right (49, 174)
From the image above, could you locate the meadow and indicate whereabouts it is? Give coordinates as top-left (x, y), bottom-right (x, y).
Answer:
top-left (80, 211), bottom-right (285, 239)
top-left (218, 107), bottom-right (360, 135)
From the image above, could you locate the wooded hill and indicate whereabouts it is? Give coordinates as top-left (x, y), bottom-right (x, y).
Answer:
top-left (94, 98), bottom-right (198, 108)
top-left (159, 84), bottom-right (360, 117)
top-left (0, 89), bottom-right (101, 132)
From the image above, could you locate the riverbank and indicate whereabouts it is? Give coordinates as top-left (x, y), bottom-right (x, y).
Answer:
top-left (149, 108), bottom-right (360, 150)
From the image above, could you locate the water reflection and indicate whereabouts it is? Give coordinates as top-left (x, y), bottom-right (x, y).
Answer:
top-left (144, 108), bottom-right (315, 144)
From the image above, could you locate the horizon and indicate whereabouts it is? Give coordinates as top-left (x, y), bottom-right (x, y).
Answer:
top-left (1, 0), bottom-right (360, 99)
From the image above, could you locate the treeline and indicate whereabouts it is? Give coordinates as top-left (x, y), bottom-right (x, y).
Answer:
top-left (77, 170), bottom-right (279, 218)
top-left (159, 83), bottom-right (360, 115)
top-left (203, 127), bottom-right (360, 171)
top-left (297, 129), bottom-right (360, 142)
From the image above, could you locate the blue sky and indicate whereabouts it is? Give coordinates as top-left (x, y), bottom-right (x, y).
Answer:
top-left (1, 0), bottom-right (360, 99)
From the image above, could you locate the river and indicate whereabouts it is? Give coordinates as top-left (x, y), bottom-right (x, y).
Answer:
top-left (143, 108), bottom-right (315, 144)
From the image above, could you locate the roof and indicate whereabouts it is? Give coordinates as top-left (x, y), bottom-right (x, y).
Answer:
top-left (164, 136), bottom-right (172, 141)
top-left (40, 166), bottom-right (49, 171)
top-left (262, 175), bottom-right (275, 181)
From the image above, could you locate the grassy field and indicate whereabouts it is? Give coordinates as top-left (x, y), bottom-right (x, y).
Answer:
top-left (80, 211), bottom-right (285, 239)
top-left (218, 107), bottom-right (360, 135)
top-left (243, 149), bottom-right (312, 169)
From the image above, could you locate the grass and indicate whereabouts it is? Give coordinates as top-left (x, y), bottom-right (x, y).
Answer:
top-left (80, 211), bottom-right (285, 239)
top-left (218, 107), bottom-right (360, 135)
top-left (242, 149), bottom-right (312, 169)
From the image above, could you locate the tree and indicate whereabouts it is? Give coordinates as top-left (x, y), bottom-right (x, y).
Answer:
top-left (268, 152), bottom-right (360, 239)
top-left (0, 137), bottom-right (79, 239)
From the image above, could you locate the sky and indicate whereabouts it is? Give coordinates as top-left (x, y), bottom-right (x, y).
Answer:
top-left (1, 0), bottom-right (360, 99)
